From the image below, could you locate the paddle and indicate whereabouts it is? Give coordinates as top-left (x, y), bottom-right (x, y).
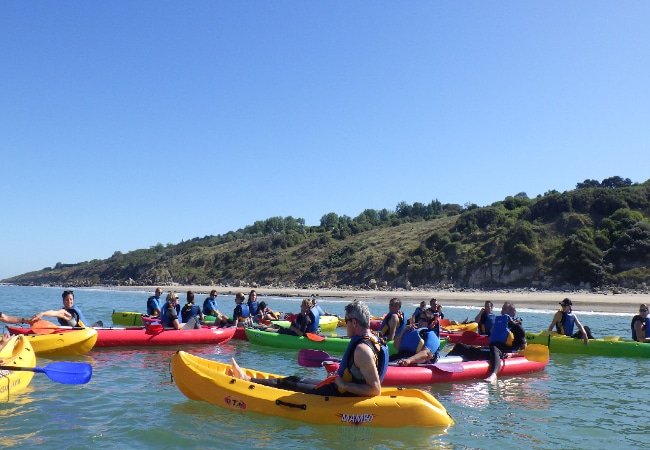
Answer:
top-left (314, 374), bottom-right (339, 389)
top-left (305, 333), bottom-right (326, 342)
top-left (298, 349), bottom-right (338, 367)
top-left (30, 319), bottom-right (104, 335)
top-left (518, 344), bottom-right (549, 362)
top-left (297, 349), bottom-right (464, 372)
top-left (30, 319), bottom-right (60, 334)
top-left (0, 362), bottom-right (93, 384)
top-left (387, 360), bottom-right (465, 372)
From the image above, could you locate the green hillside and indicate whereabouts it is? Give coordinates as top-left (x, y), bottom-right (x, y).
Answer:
top-left (5, 176), bottom-right (650, 290)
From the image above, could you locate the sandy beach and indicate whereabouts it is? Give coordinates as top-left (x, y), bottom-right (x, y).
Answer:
top-left (114, 285), bottom-right (650, 314)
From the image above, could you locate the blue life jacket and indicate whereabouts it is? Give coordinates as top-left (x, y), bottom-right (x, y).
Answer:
top-left (557, 312), bottom-right (576, 336)
top-left (337, 334), bottom-right (388, 384)
top-left (236, 304), bottom-right (251, 320)
top-left (181, 303), bottom-right (201, 323)
top-left (489, 314), bottom-right (512, 345)
top-left (247, 301), bottom-right (259, 317)
top-left (400, 328), bottom-right (440, 361)
top-left (309, 307), bottom-right (321, 332)
top-left (479, 312), bottom-right (496, 335)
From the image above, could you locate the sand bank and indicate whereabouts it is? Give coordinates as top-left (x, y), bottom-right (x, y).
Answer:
top-left (113, 285), bottom-right (650, 314)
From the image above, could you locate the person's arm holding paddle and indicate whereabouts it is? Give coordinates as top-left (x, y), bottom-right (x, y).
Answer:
top-left (30, 310), bottom-right (72, 323)
top-left (1, 311), bottom-right (32, 325)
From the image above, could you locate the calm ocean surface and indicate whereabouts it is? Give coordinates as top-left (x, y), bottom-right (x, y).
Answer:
top-left (1, 285), bottom-right (648, 449)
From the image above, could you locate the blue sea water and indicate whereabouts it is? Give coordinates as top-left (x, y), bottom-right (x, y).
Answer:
top-left (1, 285), bottom-right (648, 449)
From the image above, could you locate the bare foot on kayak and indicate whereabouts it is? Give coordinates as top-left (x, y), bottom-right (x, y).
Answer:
top-left (230, 357), bottom-right (251, 381)
top-left (484, 373), bottom-right (497, 384)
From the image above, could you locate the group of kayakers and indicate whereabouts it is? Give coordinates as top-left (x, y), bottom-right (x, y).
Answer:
top-left (143, 288), bottom-right (305, 332)
top-left (4, 289), bottom-right (650, 403)
top-left (370, 295), bottom-right (630, 384)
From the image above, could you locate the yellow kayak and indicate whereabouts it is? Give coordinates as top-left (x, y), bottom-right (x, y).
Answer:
top-left (441, 322), bottom-right (479, 333)
top-left (0, 335), bottom-right (36, 401)
top-left (171, 351), bottom-right (454, 428)
top-left (19, 328), bottom-right (98, 357)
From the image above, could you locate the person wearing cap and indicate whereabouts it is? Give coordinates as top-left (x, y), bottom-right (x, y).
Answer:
top-left (630, 304), bottom-right (650, 342)
top-left (548, 298), bottom-right (589, 345)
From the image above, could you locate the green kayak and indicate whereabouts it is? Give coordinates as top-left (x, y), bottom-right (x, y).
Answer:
top-left (526, 331), bottom-right (650, 358)
top-left (244, 328), bottom-right (447, 355)
top-left (112, 311), bottom-right (143, 326)
top-left (271, 315), bottom-right (339, 333)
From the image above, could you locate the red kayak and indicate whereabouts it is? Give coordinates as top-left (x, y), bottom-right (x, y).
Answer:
top-left (323, 344), bottom-right (549, 386)
top-left (233, 326), bottom-right (248, 340)
top-left (94, 326), bottom-right (236, 347)
top-left (11, 325), bottom-right (236, 346)
top-left (441, 331), bottom-right (490, 346)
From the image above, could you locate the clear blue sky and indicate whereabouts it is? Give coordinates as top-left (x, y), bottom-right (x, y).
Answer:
top-left (2, 2), bottom-right (649, 280)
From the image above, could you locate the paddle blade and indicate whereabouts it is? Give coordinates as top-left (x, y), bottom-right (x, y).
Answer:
top-left (305, 333), bottom-right (326, 342)
top-left (31, 319), bottom-right (59, 335)
top-left (39, 362), bottom-right (93, 384)
top-left (432, 363), bottom-right (465, 373)
top-left (314, 374), bottom-right (339, 389)
top-left (519, 344), bottom-right (549, 362)
top-left (297, 349), bottom-right (339, 367)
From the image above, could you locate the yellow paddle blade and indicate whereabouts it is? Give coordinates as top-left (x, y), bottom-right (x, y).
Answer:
top-left (519, 344), bottom-right (549, 362)
top-left (603, 335), bottom-right (621, 342)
